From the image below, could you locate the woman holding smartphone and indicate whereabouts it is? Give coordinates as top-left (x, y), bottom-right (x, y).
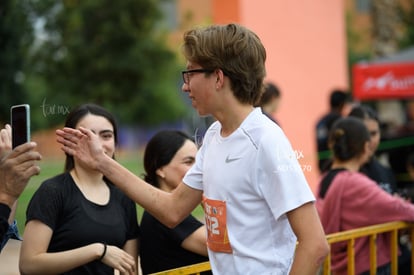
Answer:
top-left (19, 104), bottom-right (139, 275)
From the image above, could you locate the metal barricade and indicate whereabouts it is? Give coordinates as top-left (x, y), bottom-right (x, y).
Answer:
top-left (323, 221), bottom-right (414, 275)
top-left (148, 221), bottom-right (414, 275)
top-left (148, 261), bottom-right (211, 275)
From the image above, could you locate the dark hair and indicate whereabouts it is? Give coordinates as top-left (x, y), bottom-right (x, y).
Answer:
top-left (143, 130), bottom-right (193, 188)
top-left (64, 103), bottom-right (118, 172)
top-left (328, 117), bottom-right (370, 161)
top-left (256, 82), bottom-right (280, 107)
top-left (182, 23), bottom-right (266, 106)
top-left (330, 90), bottom-right (351, 110)
top-left (348, 105), bottom-right (379, 122)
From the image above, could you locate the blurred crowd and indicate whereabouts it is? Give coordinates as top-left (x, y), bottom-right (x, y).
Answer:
top-left (315, 89), bottom-right (414, 200)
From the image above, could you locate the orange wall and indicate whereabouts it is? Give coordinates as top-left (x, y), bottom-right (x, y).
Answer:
top-left (212, 0), bottom-right (239, 22)
top-left (212, 0), bottom-right (349, 192)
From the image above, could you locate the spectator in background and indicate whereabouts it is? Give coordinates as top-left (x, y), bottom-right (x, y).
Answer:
top-left (316, 89), bottom-right (352, 173)
top-left (0, 125), bottom-right (41, 249)
top-left (402, 152), bottom-right (414, 201)
top-left (348, 105), bottom-right (397, 194)
top-left (395, 99), bottom-right (414, 137)
top-left (316, 117), bottom-right (414, 275)
top-left (407, 152), bottom-right (414, 186)
top-left (388, 99), bottom-right (414, 188)
top-left (139, 130), bottom-right (210, 275)
top-left (348, 105), bottom-right (411, 274)
top-left (255, 82), bottom-right (281, 125)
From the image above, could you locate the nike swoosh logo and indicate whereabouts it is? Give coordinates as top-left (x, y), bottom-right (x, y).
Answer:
top-left (225, 156), bottom-right (241, 163)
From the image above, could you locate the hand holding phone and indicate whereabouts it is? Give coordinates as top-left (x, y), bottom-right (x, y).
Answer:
top-left (11, 104), bottom-right (30, 149)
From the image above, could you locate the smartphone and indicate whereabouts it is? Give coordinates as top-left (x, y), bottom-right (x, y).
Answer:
top-left (11, 104), bottom-right (30, 149)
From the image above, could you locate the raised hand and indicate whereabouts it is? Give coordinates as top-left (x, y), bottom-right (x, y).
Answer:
top-left (56, 127), bottom-right (104, 171)
top-left (0, 125), bottom-right (41, 207)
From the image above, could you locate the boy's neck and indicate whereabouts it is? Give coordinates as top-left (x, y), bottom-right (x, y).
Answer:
top-left (218, 105), bottom-right (254, 137)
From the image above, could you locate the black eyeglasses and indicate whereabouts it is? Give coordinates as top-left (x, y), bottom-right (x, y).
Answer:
top-left (181, 69), bottom-right (214, 84)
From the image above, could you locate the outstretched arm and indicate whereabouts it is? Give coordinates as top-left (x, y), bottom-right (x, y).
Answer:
top-left (56, 127), bottom-right (203, 228)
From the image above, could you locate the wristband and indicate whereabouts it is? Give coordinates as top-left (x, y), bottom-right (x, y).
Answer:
top-left (99, 242), bottom-right (107, 261)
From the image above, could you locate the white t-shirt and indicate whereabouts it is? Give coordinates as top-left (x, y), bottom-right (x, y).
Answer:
top-left (183, 108), bottom-right (315, 275)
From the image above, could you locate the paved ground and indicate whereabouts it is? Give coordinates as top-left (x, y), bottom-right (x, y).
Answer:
top-left (0, 239), bottom-right (20, 275)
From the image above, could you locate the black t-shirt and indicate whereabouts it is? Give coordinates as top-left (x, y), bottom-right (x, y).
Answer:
top-left (26, 172), bottom-right (140, 274)
top-left (360, 158), bottom-right (397, 195)
top-left (140, 210), bottom-right (210, 275)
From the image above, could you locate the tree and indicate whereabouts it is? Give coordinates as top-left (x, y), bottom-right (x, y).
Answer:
top-left (25, 0), bottom-right (188, 128)
top-left (398, 0), bottom-right (414, 49)
top-left (0, 0), bottom-right (33, 124)
top-left (371, 0), bottom-right (400, 57)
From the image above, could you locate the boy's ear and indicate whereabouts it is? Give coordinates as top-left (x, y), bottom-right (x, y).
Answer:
top-left (215, 68), bottom-right (226, 87)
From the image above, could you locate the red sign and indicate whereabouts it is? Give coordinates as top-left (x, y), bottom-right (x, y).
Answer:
top-left (353, 62), bottom-right (414, 100)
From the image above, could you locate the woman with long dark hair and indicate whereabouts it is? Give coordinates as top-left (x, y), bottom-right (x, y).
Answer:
top-left (20, 103), bottom-right (139, 275)
top-left (139, 130), bottom-right (209, 274)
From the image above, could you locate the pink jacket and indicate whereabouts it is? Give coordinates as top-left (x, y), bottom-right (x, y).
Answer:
top-left (316, 170), bottom-right (414, 275)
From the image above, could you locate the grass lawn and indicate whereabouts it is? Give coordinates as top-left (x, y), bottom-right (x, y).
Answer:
top-left (14, 154), bottom-right (204, 234)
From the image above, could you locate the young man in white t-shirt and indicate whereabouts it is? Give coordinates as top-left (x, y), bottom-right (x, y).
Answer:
top-left (57, 23), bottom-right (329, 275)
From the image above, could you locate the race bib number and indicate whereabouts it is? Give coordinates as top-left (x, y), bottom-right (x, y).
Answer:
top-left (202, 196), bottom-right (232, 253)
